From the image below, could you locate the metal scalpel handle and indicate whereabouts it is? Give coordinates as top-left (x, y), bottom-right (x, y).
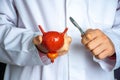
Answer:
top-left (69, 17), bottom-right (85, 35)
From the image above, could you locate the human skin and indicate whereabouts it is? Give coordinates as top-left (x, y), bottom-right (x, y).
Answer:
top-left (81, 29), bottom-right (115, 59)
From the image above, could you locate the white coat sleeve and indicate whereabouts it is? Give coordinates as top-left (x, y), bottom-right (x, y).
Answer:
top-left (94, 1), bottom-right (120, 71)
top-left (0, 0), bottom-right (50, 66)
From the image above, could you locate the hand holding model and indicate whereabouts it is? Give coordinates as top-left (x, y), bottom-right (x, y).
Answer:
top-left (33, 25), bottom-right (72, 63)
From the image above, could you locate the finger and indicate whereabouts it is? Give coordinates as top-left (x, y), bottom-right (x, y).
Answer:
top-left (81, 29), bottom-right (97, 45)
top-left (66, 36), bottom-right (72, 44)
top-left (58, 50), bottom-right (68, 56)
top-left (86, 37), bottom-right (103, 50)
top-left (57, 36), bottom-right (72, 56)
top-left (81, 35), bottom-right (90, 45)
top-left (57, 45), bottom-right (69, 56)
top-left (64, 34), bottom-right (72, 44)
top-left (95, 50), bottom-right (109, 60)
top-left (86, 29), bottom-right (103, 40)
top-left (58, 37), bottom-right (71, 56)
top-left (91, 44), bottom-right (105, 56)
top-left (85, 29), bottom-right (96, 40)
top-left (33, 35), bottom-right (42, 45)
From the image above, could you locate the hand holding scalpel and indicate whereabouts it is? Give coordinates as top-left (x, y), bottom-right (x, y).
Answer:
top-left (69, 17), bottom-right (85, 35)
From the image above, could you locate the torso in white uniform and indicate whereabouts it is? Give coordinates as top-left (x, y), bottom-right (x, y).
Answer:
top-left (3, 0), bottom-right (118, 80)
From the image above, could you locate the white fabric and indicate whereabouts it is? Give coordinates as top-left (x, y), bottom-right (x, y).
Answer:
top-left (0, 0), bottom-right (119, 80)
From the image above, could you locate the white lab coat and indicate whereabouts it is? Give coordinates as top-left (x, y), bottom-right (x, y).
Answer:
top-left (0, 0), bottom-right (120, 80)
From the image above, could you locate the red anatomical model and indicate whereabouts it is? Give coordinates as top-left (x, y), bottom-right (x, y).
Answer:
top-left (39, 25), bottom-right (68, 63)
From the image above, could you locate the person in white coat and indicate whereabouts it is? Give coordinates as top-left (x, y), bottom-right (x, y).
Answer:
top-left (0, 0), bottom-right (120, 80)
